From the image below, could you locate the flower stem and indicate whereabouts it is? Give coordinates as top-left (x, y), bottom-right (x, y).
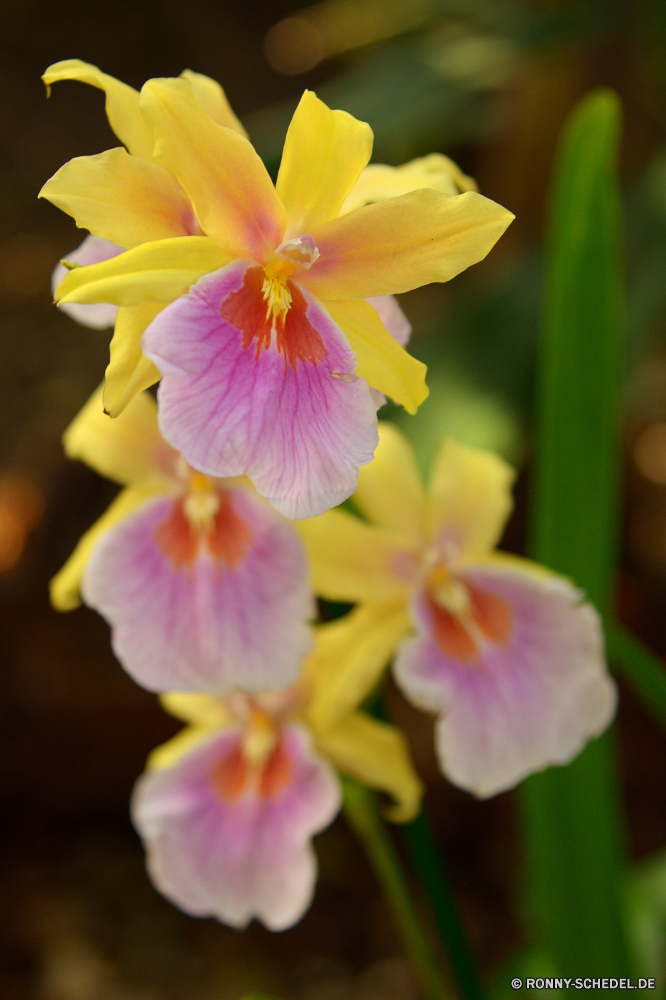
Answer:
top-left (401, 812), bottom-right (484, 1000)
top-left (341, 777), bottom-right (455, 1000)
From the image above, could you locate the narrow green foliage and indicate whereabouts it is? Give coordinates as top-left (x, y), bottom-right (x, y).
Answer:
top-left (341, 778), bottom-right (454, 1000)
top-left (607, 625), bottom-right (666, 731)
top-left (402, 813), bottom-right (484, 1000)
top-left (521, 88), bottom-right (630, 979)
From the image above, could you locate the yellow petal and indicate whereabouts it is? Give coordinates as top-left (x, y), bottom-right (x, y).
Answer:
top-left (303, 188), bottom-right (515, 300)
top-left (49, 481), bottom-right (164, 610)
top-left (297, 508), bottom-right (416, 602)
top-left (277, 90), bottom-right (373, 237)
top-left (468, 549), bottom-right (562, 585)
top-left (179, 69), bottom-right (247, 136)
top-left (63, 384), bottom-right (175, 486)
top-left (305, 603), bottom-right (412, 733)
top-left (160, 691), bottom-right (233, 727)
top-left (103, 303), bottom-right (163, 418)
top-left (146, 725), bottom-right (219, 771)
top-left (55, 236), bottom-right (232, 307)
top-left (43, 59), bottom-right (154, 160)
top-left (139, 77), bottom-right (286, 262)
top-left (353, 422), bottom-right (425, 545)
top-left (340, 153), bottom-right (477, 215)
top-left (428, 438), bottom-right (515, 558)
top-left (39, 148), bottom-right (197, 249)
top-left (316, 712), bottom-right (423, 822)
top-left (148, 692), bottom-right (235, 769)
top-left (326, 298), bottom-right (428, 415)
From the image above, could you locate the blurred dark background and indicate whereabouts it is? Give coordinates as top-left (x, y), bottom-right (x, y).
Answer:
top-left (3, 1), bottom-right (666, 997)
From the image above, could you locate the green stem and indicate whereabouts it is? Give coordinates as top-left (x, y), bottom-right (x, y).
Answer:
top-left (401, 813), bottom-right (484, 1000)
top-left (341, 778), bottom-right (454, 1000)
top-left (607, 624), bottom-right (666, 730)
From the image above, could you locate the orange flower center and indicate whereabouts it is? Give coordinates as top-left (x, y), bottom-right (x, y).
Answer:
top-left (427, 566), bottom-right (512, 662)
top-left (219, 236), bottom-right (327, 371)
top-left (210, 710), bottom-right (293, 802)
top-left (154, 477), bottom-right (252, 569)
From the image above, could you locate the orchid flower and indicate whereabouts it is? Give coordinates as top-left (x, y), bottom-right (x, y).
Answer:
top-left (50, 386), bottom-right (313, 696)
top-left (45, 65), bottom-right (513, 517)
top-left (131, 614), bottom-right (423, 930)
top-left (40, 62), bottom-right (440, 421)
top-left (296, 423), bottom-right (618, 798)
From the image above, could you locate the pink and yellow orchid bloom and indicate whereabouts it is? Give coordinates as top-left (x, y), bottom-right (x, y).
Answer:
top-left (296, 423), bottom-right (618, 798)
top-left (40, 61), bottom-right (454, 422)
top-left (131, 615), bottom-right (423, 930)
top-left (50, 386), bottom-right (313, 696)
top-left (41, 60), bottom-right (248, 418)
top-left (48, 69), bottom-right (513, 517)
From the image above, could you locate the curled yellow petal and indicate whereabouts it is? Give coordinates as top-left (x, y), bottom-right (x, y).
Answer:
top-left (340, 152), bottom-right (477, 215)
top-left (297, 508), bottom-right (415, 603)
top-left (277, 90), bottom-right (373, 237)
top-left (55, 236), bottom-right (232, 307)
top-left (354, 422), bottom-right (425, 545)
top-left (180, 69), bottom-right (247, 136)
top-left (305, 603), bottom-right (412, 733)
top-left (43, 59), bottom-right (154, 160)
top-left (304, 188), bottom-right (515, 300)
top-left (103, 304), bottom-right (163, 418)
top-left (327, 298), bottom-right (427, 415)
top-left (316, 712), bottom-right (423, 822)
top-left (49, 481), bottom-right (164, 610)
top-left (39, 148), bottom-right (197, 249)
top-left (140, 77), bottom-right (285, 262)
top-left (63, 385), bottom-right (173, 486)
top-left (428, 438), bottom-right (515, 559)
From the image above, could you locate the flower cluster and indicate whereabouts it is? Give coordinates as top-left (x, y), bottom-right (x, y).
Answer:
top-left (44, 60), bottom-right (616, 930)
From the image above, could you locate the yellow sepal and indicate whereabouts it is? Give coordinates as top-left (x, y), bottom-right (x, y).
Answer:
top-left (49, 481), bottom-right (166, 611)
top-left (148, 693), bottom-right (236, 771)
top-left (139, 77), bottom-right (285, 263)
top-left (55, 236), bottom-right (232, 307)
top-left (353, 422), bottom-right (426, 545)
top-left (62, 385), bottom-right (171, 486)
top-left (296, 507), bottom-right (415, 603)
top-left (103, 303), bottom-right (164, 418)
top-left (277, 90), bottom-right (373, 237)
top-left (316, 711), bottom-right (423, 822)
top-left (305, 603), bottom-right (412, 733)
top-left (428, 438), bottom-right (515, 560)
top-left (306, 188), bottom-right (515, 300)
top-left (42, 59), bottom-right (154, 161)
top-left (180, 70), bottom-right (247, 136)
top-left (327, 298), bottom-right (428, 415)
top-left (39, 148), bottom-right (197, 249)
top-left (341, 152), bottom-right (477, 215)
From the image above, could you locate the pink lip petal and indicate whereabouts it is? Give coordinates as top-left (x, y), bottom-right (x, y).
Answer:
top-left (52, 234), bottom-right (124, 329)
top-left (142, 260), bottom-right (379, 520)
top-left (131, 724), bottom-right (341, 930)
top-left (81, 486), bottom-right (314, 695)
top-left (394, 564), bottom-right (617, 798)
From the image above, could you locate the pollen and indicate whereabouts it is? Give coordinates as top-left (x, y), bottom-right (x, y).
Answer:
top-left (261, 235), bottom-right (320, 332)
top-left (183, 476), bottom-right (220, 533)
top-left (262, 273), bottom-right (293, 331)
